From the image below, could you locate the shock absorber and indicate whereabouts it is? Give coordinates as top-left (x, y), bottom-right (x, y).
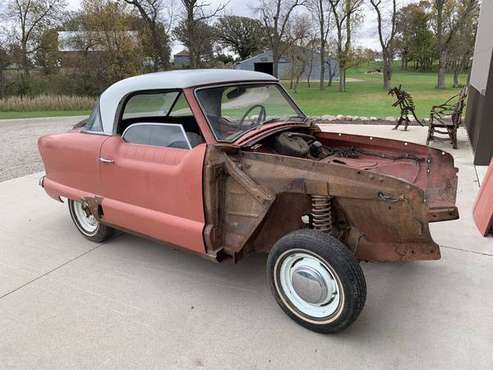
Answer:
top-left (311, 195), bottom-right (333, 233)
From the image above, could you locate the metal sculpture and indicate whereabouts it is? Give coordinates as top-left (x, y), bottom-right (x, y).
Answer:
top-left (388, 85), bottom-right (424, 130)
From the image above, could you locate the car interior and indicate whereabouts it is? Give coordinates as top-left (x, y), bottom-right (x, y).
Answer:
top-left (118, 115), bottom-right (204, 148)
top-left (116, 91), bottom-right (205, 149)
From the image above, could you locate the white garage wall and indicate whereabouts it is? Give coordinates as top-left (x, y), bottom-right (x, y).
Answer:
top-left (470, 1), bottom-right (493, 96)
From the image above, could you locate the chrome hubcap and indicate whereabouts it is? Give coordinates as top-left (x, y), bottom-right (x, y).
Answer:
top-left (291, 266), bottom-right (328, 304)
top-left (278, 251), bottom-right (342, 319)
top-left (73, 201), bottom-right (98, 234)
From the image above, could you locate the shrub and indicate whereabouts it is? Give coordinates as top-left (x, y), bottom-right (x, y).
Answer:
top-left (0, 95), bottom-right (95, 112)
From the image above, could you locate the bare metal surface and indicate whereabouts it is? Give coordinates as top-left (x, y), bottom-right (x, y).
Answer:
top-left (203, 126), bottom-right (458, 262)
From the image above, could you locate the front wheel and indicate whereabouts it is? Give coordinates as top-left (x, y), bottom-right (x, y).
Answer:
top-left (68, 199), bottom-right (114, 242)
top-left (267, 230), bottom-right (366, 333)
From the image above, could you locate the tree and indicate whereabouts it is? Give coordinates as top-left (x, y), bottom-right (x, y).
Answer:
top-left (67, 0), bottom-right (145, 95)
top-left (215, 16), bottom-right (267, 60)
top-left (174, 18), bottom-right (216, 66)
top-left (432, 0), bottom-right (479, 89)
top-left (328, 0), bottom-right (363, 92)
top-left (35, 28), bottom-right (60, 75)
top-left (0, 45), bottom-right (12, 98)
top-left (446, 1), bottom-right (479, 87)
top-left (395, 2), bottom-right (434, 72)
top-left (6, 0), bottom-right (66, 92)
top-left (361, 48), bottom-right (378, 65)
top-left (256, 0), bottom-right (305, 78)
top-left (121, 0), bottom-right (171, 70)
top-left (347, 46), bottom-right (370, 68)
top-left (304, 38), bottom-right (318, 88)
top-left (285, 13), bottom-right (313, 91)
top-left (369, 0), bottom-right (397, 90)
top-left (212, 46), bottom-right (235, 65)
top-left (175, 0), bottom-right (225, 68)
top-left (307, 0), bottom-right (331, 89)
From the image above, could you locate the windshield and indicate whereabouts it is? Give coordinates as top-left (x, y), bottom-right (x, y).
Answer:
top-left (196, 84), bottom-right (305, 142)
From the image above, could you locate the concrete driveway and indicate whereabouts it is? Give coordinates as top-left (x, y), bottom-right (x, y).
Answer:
top-left (1, 120), bottom-right (492, 369)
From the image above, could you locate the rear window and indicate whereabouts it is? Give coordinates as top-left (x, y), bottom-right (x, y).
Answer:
top-left (123, 92), bottom-right (180, 119)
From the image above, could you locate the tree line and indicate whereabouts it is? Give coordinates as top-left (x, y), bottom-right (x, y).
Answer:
top-left (0, 0), bottom-right (481, 99)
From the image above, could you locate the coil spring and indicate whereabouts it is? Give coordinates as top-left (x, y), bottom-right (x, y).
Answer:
top-left (311, 195), bottom-right (333, 233)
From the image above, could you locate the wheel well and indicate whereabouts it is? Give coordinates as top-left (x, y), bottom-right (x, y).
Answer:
top-left (247, 193), bottom-right (352, 255)
top-left (248, 193), bottom-right (311, 253)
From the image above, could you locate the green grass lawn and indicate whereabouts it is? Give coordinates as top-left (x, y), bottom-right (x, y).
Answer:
top-left (0, 66), bottom-right (467, 120)
top-left (0, 110), bottom-right (90, 120)
top-left (282, 65), bottom-right (467, 119)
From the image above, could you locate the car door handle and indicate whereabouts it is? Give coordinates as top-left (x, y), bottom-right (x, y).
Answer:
top-left (99, 157), bottom-right (114, 164)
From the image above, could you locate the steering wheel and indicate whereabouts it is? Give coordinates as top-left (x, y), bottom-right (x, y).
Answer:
top-left (239, 104), bottom-right (266, 129)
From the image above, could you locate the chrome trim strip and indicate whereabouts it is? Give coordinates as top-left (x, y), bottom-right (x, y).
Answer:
top-left (80, 129), bottom-right (113, 136)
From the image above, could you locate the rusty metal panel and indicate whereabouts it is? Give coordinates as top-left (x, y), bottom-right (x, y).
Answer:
top-left (200, 121), bottom-right (461, 263)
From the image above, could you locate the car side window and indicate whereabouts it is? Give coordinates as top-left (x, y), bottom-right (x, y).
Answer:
top-left (169, 93), bottom-right (192, 117)
top-left (83, 102), bottom-right (103, 132)
top-left (122, 123), bottom-right (191, 150)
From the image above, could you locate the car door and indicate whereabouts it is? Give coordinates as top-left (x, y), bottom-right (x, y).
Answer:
top-left (98, 123), bottom-right (207, 254)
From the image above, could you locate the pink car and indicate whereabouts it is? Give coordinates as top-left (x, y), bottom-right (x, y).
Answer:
top-left (39, 70), bottom-right (459, 333)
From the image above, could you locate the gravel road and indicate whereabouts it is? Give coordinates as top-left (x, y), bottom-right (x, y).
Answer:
top-left (0, 116), bottom-right (86, 182)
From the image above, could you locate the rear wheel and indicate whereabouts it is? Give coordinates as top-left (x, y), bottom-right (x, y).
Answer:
top-left (267, 230), bottom-right (366, 333)
top-left (68, 199), bottom-right (114, 242)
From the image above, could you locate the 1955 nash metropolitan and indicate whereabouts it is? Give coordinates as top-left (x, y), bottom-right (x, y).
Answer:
top-left (38, 69), bottom-right (459, 333)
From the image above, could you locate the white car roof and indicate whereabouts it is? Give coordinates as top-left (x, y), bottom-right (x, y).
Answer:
top-left (99, 69), bottom-right (277, 133)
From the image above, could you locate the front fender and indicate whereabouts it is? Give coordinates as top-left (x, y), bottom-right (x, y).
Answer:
top-left (202, 145), bottom-right (441, 262)
top-left (240, 151), bottom-right (439, 262)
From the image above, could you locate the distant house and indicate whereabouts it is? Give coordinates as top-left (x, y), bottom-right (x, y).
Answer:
top-left (57, 31), bottom-right (139, 67)
top-left (235, 50), bottom-right (339, 81)
top-left (173, 49), bottom-right (191, 66)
